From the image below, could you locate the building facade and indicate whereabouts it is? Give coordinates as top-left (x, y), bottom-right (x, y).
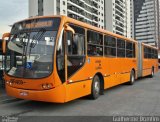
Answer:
top-left (131, 0), bottom-right (160, 48)
top-left (29, 0), bottom-right (105, 29)
top-left (104, 0), bottom-right (131, 38)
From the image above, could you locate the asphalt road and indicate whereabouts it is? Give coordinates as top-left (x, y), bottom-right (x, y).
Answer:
top-left (0, 72), bottom-right (160, 118)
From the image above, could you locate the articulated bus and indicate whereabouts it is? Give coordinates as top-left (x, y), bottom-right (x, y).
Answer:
top-left (2, 16), bottom-right (158, 103)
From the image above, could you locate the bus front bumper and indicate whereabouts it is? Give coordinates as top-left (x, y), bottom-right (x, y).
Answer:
top-left (6, 84), bottom-right (66, 103)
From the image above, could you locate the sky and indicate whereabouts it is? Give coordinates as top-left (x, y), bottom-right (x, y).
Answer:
top-left (0, 0), bottom-right (28, 38)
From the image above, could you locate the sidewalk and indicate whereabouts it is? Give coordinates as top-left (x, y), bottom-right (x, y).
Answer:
top-left (0, 78), bottom-right (5, 95)
top-left (0, 87), bottom-right (15, 102)
top-left (0, 87), bottom-right (7, 97)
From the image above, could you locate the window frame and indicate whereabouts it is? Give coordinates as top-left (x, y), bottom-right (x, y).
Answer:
top-left (117, 38), bottom-right (126, 58)
top-left (104, 35), bottom-right (117, 57)
top-left (67, 24), bottom-right (86, 57)
top-left (87, 30), bottom-right (103, 57)
top-left (125, 40), bottom-right (136, 58)
top-left (144, 46), bottom-right (158, 59)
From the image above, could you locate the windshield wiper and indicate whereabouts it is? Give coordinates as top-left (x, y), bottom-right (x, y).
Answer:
top-left (28, 28), bottom-right (46, 58)
top-left (21, 33), bottom-right (30, 69)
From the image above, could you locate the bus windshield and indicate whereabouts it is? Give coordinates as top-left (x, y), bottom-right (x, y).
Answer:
top-left (5, 18), bottom-right (61, 78)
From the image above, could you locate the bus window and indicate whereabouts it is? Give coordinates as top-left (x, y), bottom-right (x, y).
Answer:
top-left (66, 25), bottom-right (85, 78)
top-left (144, 47), bottom-right (148, 59)
top-left (117, 38), bottom-right (125, 57)
top-left (155, 50), bottom-right (158, 59)
top-left (87, 30), bottom-right (103, 56)
top-left (126, 41), bottom-right (135, 58)
top-left (148, 48), bottom-right (152, 59)
top-left (143, 47), bottom-right (157, 59)
top-left (151, 49), bottom-right (154, 59)
top-left (133, 43), bottom-right (135, 58)
top-left (104, 35), bottom-right (116, 57)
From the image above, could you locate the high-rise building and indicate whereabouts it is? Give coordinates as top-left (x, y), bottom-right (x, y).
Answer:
top-left (29, 0), bottom-right (104, 29)
top-left (104, 0), bottom-right (131, 38)
top-left (131, 0), bottom-right (160, 48)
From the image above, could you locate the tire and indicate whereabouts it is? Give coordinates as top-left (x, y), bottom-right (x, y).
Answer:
top-left (128, 70), bottom-right (135, 85)
top-left (90, 75), bottom-right (100, 100)
top-left (150, 68), bottom-right (154, 78)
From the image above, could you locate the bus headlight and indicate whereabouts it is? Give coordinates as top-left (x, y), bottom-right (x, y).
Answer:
top-left (42, 84), bottom-right (47, 89)
top-left (42, 83), bottom-right (53, 90)
top-left (47, 84), bottom-right (52, 89)
top-left (6, 81), bottom-right (12, 86)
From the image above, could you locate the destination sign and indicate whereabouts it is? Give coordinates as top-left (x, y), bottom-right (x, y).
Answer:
top-left (24, 20), bottom-right (53, 29)
top-left (11, 18), bottom-right (61, 34)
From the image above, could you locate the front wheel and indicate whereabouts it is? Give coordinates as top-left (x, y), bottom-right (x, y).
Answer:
top-left (90, 75), bottom-right (100, 100)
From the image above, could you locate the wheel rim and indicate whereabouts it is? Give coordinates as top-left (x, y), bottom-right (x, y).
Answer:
top-left (94, 80), bottom-right (100, 95)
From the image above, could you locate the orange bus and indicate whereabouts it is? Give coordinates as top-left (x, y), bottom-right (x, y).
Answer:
top-left (2, 16), bottom-right (158, 103)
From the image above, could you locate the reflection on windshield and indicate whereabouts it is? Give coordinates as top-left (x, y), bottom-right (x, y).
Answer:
top-left (6, 31), bottom-right (57, 78)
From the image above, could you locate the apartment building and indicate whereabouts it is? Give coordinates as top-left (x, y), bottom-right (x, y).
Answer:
top-left (29, 0), bottom-right (105, 28)
top-left (131, 0), bottom-right (160, 48)
top-left (104, 0), bottom-right (131, 38)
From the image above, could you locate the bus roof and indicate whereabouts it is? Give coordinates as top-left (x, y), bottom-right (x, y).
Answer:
top-left (62, 16), bottom-right (138, 43)
top-left (13, 15), bottom-right (137, 43)
top-left (12, 15), bottom-right (157, 49)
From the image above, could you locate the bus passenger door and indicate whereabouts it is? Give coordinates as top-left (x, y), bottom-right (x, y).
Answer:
top-left (56, 26), bottom-right (85, 86)
top-left (64, 30), bottom-right (88, 102)
top-left (66, 31), bottom-right (85, 79)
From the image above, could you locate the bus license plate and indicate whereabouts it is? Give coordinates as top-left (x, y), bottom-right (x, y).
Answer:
top-left (20, 91), bottom-right (28, 96)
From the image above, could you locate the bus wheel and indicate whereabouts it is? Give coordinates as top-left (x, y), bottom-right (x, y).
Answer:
top-left (90, 75), bottom-right (100, 100)
top-left (128, 70), bottom-right (135, 85)
top-left (150, 67), bottom-right (154, 78)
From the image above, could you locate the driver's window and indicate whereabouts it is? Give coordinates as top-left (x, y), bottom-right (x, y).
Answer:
top-left (67, 30), bottom-right (85, 56)
top-left (73, 34), bottom-right (85, 55)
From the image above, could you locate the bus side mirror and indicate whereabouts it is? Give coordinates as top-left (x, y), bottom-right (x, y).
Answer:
top-left (64, 24), bottom-right (75, 35)
top-left (2, 33), bottom-right (10, 54)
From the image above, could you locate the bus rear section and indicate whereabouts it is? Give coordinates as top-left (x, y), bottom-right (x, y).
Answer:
top-left (137, 42), bottom-right (158, 78)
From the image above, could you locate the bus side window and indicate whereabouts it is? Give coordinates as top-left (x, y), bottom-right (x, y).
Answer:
top-left (73, 34), bottom-right (85, 55)
top-left (155, 49), bottom-right (158, 59)
top-left (87, 30), bottom-right (103, 56)
top-left (117, 38), bottom-right (125, 58)
top-left (126, 41), bottom-right (135, 58)
top-left (104, 35), bottom-right (116, 57)
top-left (144, 47), bottom-right (148, 59)
top-left (144, 47), bottom-right (156, 59)
top-left (133, 43), bottom-right (135, 58)
top-left (67, 33), bottom-right (85, 56)
top-left (66, 31), bottom-right (73, 55)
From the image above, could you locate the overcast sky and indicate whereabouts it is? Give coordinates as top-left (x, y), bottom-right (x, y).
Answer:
top-left (0, 0), bottom-right (28, 38)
